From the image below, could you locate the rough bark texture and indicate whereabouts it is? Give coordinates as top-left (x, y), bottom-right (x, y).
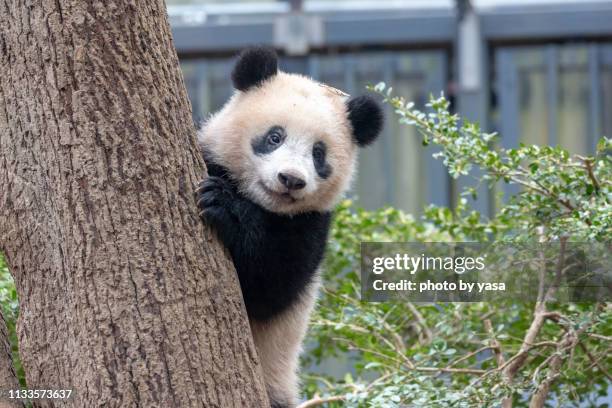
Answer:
top-left (0, 312), bottom-right (23, 408)
top-left (0, 1), bottom-right (269, 407)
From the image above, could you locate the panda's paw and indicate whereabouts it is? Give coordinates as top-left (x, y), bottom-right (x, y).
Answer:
top-left (195, 176), bottom-right (236, 225)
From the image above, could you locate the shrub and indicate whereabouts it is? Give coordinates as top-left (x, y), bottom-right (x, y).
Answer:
top-left (301, 88), bottom-right (611, 407)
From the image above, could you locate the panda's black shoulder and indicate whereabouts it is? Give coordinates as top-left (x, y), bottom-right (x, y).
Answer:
top-left (202, 148), bottom-right (231, 180)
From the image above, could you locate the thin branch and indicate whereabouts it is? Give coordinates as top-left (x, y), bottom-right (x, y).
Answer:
top-left (529, 339), bottom-right (574, 407)
top-left (297, 395), bottom-right (345, 408)
top-left (580, 157), bottom-right (601, 191)
top-left (298, 372), bottom-right (397, 408)
top-left (334, 338), bottom-right (407, 368)
top-left (337, 337), bottom-right (485, 375)
top-left (414, 366), bottom-right (486, 375)
top-left (523, 341), bottom-right (560, 348)
top-left (531, 350), bottom-right (559, 386)
top-left (407, 302), bottom-right (433, 344)
top-left (447, 345), bottom-right (496, 368)
top-left (501, 306), bottom-right (548, 408)
top-left (536, 228), bottom-right (547, 302)
top-left (302, 374), bottom-right (335, 390)
top-left (365, 372), bottom-right (394, 391)
top-left (316, 319), bottom-right (413, 368)
top-left (468, 333), bottom-right (563, 397)
top-left (543, 237), bottom-right (567, 302)
top-left (578, 342), bottom-right (612, 381)
top-left (529, 312), bottom-right (598, 408)
top-left (501, 235), bottom-right (568, 406)
top-left (484, 319), bottom-right (505, 368)
top-left (588, 333), bottom-right (612, 342)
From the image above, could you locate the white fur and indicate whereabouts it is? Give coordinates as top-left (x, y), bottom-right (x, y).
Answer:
top-left (250, 277), bottom-right (320, 406)
top-left (259, 138), bottom-right (316, 198)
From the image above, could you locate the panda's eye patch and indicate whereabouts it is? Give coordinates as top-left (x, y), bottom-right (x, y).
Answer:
top-left (252, 126), bottom-right (286, 155)
top-left (313, 145), bottom-right (324, 160)
top-left (313, 141), bottom-right (332, 179)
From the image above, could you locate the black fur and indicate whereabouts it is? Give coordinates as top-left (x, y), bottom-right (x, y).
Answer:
top-left (202, 148), bottom-right (231, 180)
top-left (270, 400), bottom-right (288, 408)
top-left (231, 46), bottom-right (279, 91)
top-left (313, 141), bottom-right (332, 179)
top-left (196, 160), bottom-right (331, 321)
top-left (347, 95), bottom-right (384, 147)
top-left (252, 126), bottom-right (286, 156)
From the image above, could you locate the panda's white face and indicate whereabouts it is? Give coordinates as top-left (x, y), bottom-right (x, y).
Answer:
top-left (248, 124), bottom-right (340, 214)
top-left (200, 72), bottom-right (358, 215)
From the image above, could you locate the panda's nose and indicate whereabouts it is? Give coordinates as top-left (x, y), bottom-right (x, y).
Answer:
top-left (278, 172), bottom-right (306, 190)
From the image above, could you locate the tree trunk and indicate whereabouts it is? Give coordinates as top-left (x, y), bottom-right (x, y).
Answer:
top-left (0, 1), bottom-right (269, 407)
top-left (0, 312), bottom-right (23, 408)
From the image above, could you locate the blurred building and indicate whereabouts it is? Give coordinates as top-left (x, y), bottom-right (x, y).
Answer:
top-left (167, 0), bottom-right (612, 216)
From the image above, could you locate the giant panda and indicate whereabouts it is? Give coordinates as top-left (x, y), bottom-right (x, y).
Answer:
top-left (195, 46), bottom-right (383, 408)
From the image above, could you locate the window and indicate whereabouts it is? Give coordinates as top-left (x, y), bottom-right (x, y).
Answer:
top-left (495, 43), bottom-right (610, 155)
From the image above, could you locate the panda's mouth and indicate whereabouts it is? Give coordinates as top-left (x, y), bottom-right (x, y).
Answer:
top-left (259, 182), bottom-right (299, 204)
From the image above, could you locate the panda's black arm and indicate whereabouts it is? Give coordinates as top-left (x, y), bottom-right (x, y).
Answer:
top-left (197, 153), bottom-right (267, 245)
top-left (196, 174), bottom-right (268, 254)
top-left (196, 169), bottom-right (331, 320)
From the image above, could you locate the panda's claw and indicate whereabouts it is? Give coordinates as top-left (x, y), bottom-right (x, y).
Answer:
top-left (200, 176), bottom-right (229, 193)
top-left (197, 190), bottom-right (220, 208)
top-left (195, 176), bottom-right (237, 225)
top-left (196, 176), bottom-right (220, 192)
top-left (195, 182), bottom-right (206, 194)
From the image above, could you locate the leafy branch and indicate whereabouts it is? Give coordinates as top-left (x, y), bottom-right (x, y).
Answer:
top-left (303, 88), bottom-right (610, 407)
top-left (372, 83), bottom-right (611, 241)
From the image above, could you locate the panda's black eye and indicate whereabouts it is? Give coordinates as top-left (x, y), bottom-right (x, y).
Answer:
top-left (268, 131), bottom-right (282, 145)
top-left (266, 126), bottom-right (285, 146)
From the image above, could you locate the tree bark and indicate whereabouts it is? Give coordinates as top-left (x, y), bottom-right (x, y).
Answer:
top-left (0, 1), bottom-right (269, 407)
top-left (0, 312), bottom-right (23, 408)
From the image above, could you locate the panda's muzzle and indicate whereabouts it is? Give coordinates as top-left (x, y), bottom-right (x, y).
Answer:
top-left (259, 181), bottom-right (300, 204)
top-left (278, 172), bottom-right (306, 190)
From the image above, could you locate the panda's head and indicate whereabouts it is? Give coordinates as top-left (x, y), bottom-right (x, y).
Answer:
top-left (199, 46), bottom-right (383, 215)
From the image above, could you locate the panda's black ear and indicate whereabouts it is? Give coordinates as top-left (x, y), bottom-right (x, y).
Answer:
top-left (231, 46), bottom-right (279, 91)
top-left (347, 95), bottom-right (384, 147)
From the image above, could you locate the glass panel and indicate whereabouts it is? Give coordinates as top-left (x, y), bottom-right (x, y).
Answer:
top-left (390, 74), bottom-right (426, 215)
top-left (514, 49), bottom-right (548, 147)
top-left (208, 60), bottom-right (234, 113)
top-left (179, 61), bottom-right (201, 122)
top-left (498, 45), bottom-right (595, 155)
top-left (353, 55), bottom-right (389, 211)
top-left (602, 67), bottom-right (612, 140)
top-left (601, 45), bottom-right (612, 140)
top-left (557, 46), bottom-right (589, 156)
top-left (315, 54), bottom-right (345, 89)
top-left (280, 57), bottom-right (309, 76)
